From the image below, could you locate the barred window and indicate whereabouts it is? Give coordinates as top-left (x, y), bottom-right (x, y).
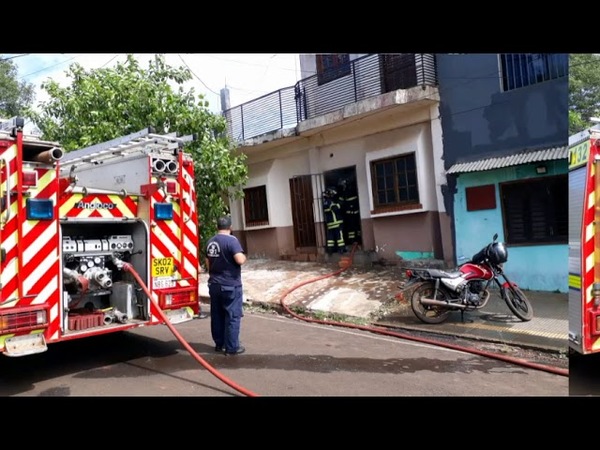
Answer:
top-left (500, 54), bottom-right (567, 91)
top-left (243, 185), bottom-right (269, 227)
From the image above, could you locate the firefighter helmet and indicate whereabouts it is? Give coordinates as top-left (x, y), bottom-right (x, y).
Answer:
top-left (324, 187), bottom-right (337, 198)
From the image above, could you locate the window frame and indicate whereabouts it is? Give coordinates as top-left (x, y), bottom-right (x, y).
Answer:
top-left (316, 54), bottom-right (351, 85)
top-left (499, 53), bottom-right (567, 92)
top-left (243, 185), bottom-right (269, 227)
top-left (499, 174), bottom-right (568, 246)
top-left (369, 152), bottom-right (421, 214)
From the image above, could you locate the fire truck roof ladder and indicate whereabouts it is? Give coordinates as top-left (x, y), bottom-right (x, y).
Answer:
top-left (60, 127), bottom-right (196, 170)
top-left (0, 116), bottom-right (24, 133)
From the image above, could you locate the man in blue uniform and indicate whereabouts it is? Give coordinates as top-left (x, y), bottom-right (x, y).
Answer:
top-left (205, 215), bottom-right (247, 355)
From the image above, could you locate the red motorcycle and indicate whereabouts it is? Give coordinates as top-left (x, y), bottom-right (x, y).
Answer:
top-left (403, 234), bottom-right (533, 324)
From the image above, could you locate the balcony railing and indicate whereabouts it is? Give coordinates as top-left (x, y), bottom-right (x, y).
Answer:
top-left (223, 54), bottom-right (438, 144)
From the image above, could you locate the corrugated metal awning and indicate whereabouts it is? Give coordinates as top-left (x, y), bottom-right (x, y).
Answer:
top-left (446, 146), bottom-right (568, 175)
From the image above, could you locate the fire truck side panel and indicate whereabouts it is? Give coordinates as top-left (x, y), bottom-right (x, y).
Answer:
top-left (147, 152), bottom-right (199, 323)
top-left (569, 156), bottom-right (586, 353)
top-left (0, 136), bottom-right (62, 356)
top-left (569, 135), bottom-right (600, 355)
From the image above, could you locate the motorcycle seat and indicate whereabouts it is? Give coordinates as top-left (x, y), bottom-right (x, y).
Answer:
top-left (426, 269), bottom-right (462, 279)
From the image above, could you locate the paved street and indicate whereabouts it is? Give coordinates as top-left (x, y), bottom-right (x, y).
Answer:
top-left (0, 309), bottom-right (567, 397)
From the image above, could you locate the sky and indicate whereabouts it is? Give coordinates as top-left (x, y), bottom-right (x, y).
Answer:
top-left (6, 53), bottom-right (303, 116)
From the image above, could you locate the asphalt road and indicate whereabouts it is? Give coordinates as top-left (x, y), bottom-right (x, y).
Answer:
top-left (0, 309), bottom-right (568, 397)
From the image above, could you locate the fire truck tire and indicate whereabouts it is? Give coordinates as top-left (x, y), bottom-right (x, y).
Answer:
top-left (410, 281), bottom-right (452, 324)
top-left (502, 285), bottom-right (533, 322)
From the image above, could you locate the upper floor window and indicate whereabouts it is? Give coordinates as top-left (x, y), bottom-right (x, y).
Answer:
top-left (370, 153), bottom-right (421, 213)
top-left (316, 54), bottom-right (351, 85)
top-left (500, 54), bottom-right (567, 91)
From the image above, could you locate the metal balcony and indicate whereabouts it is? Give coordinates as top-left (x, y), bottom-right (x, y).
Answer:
top-left (223, 54), bottom-right (438, 144)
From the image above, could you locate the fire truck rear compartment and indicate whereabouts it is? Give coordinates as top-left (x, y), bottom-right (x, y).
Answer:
top-left (61, 220), bottom-right (149, 334)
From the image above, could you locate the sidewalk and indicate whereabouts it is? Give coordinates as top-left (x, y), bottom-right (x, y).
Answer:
top-left (199, 258), bottom-right (568, 354)
top-left (376, 288), bottom-right (567, 353)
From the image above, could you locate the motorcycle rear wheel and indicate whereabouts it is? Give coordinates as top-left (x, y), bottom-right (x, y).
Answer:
top-left (502, 285), bottom-right (533, 322)
top-left (410, 281), bottom-right (452, 324)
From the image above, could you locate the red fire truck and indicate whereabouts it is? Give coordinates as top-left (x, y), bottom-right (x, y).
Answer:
top-left (0, 117), bottom-right (200, 356)
top-left (569, 126), bottom-right (600, 355)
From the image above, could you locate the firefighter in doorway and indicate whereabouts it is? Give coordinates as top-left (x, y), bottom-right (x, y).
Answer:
top-left (338, 178), bottom-right (360, 244)
top-left (323, 187), bottom-right (346, 254)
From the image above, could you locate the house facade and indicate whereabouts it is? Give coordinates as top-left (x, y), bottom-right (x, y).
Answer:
top-left (223, 54), bottom-right (453, 267)
top-left (436, 54), bottom-right (569, 292)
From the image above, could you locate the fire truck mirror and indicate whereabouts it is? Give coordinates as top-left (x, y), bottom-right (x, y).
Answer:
top-left (1, 247), bottom-right (5, 263)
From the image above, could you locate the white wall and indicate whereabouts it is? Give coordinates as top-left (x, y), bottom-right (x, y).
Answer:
top-left (430, 103), bottom-right (446, 213)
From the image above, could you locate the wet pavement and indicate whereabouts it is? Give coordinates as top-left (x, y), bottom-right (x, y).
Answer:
top-left (199, 257), bottom-right (568, 355)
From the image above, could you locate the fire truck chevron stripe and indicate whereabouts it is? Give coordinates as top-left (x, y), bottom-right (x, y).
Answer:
top-left (152, 230), bottom-right (178, 258)
top-left (24, 241), bottom-right (57, 294)
top-left (587, 222), bottom-right (594, 242)
top-left (30, 264), bottom-right (59, 303)
top-left (59, 194), bottom-right (138, 217)
top-left (23, 221), bottom-right (56, 262)
top-left (586, 253), bottom-right (595, 277)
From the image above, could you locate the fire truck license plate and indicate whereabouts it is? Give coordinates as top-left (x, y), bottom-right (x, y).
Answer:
top-left (152, 257), bottom-right (174, 277)
top-left (153, 277), bottom-right (176, 289)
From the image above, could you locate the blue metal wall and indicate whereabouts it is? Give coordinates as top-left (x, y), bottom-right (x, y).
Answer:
top-left (436, 54), bottom-right (568, 169)
top-left (454, 162), bottom-right (568, 292)
top-left (436, 54), bottom-right (569, 292)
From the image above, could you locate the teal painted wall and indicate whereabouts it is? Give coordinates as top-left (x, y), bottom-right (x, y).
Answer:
top-left (454, 161), bottom-right (568, 292)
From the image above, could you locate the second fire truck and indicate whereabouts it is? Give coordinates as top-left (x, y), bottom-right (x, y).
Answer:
top-left (569, 125), bottom-right (600, 355)
top-left (0, 117), bottom-right (200, 357)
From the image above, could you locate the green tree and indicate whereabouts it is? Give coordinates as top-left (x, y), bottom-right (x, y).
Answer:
top-left (569, 53), bottom-right (600, 135)
top-left (27, 54), bottom-right (248, 262)
top-left (0, 57), bottom-right (35, 118)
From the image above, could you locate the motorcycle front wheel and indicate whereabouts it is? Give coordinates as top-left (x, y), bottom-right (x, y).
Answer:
top-left (502, 284), bottom-right (533, 322)
top-left (410, 281), bottom-right (452, 324)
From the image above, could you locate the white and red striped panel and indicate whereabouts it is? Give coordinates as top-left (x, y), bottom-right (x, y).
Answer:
top-left (0, 142), bottom-right (61, 346)
top-left (148, 156), bottom-right (198, 321)
top-left (584, 139), bottom-right (599, 352)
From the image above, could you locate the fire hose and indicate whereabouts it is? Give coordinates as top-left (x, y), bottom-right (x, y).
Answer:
top-left (112, 248), bottom-right (566, 397)
top-left (117, 260), bottom-right (258, 397)
top-left (276, 243), bottom-right (568, 378)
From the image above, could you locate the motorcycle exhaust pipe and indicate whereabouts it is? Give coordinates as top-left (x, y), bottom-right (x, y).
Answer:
top-left (420, 298), bottom-right (467, 309)
top-left (420, 290), bottom-right (491, 309)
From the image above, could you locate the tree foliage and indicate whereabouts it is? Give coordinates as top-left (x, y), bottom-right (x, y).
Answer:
top-left (569, 53), bottom-right (600, 135)
top-left (0, 57), bottom-right (35, 118)
top-left (27, 54), bottom-right (248, 261)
